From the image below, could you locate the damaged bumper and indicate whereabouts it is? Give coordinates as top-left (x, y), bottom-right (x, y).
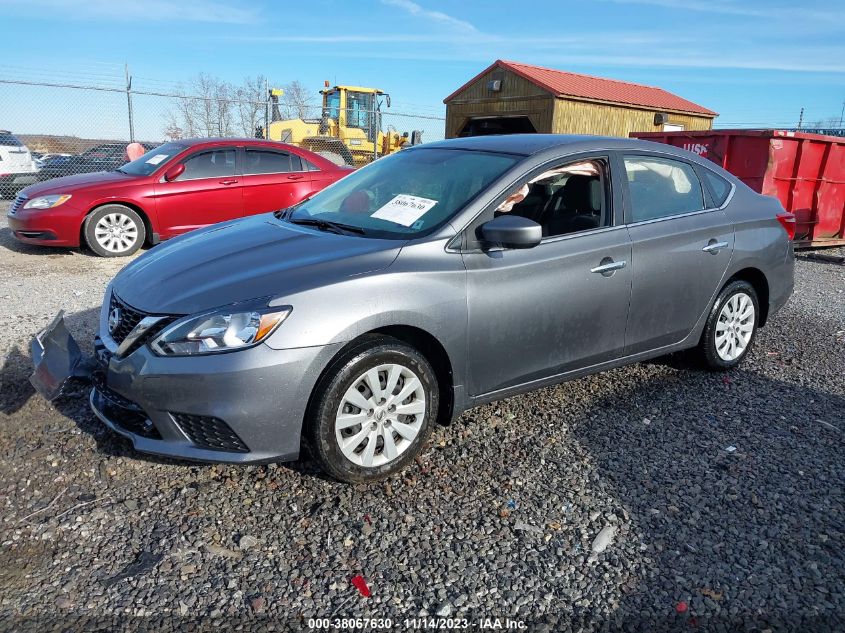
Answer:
top-left (31, 309), bottom-right (341, 464)
top-left (29, 312), bottom-right (95, 400)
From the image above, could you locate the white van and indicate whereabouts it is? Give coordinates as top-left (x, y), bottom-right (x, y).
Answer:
top-left (0, 131), bottom-right (39, 198)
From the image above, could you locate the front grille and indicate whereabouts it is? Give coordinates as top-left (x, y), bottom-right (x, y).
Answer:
top-left (172, 413), bottom-right (249, 453)
top-left (107, 293), bottom-right (176, 356)
top-left (93, 382), bottom-right (161, 440)
top-left (9, 194), bottom-right (26, 215)
top-left (108, 294), bottom-right (146, 345)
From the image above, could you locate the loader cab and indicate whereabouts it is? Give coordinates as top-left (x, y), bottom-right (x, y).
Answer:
top-left (321, 85), bottom-right (387, 144)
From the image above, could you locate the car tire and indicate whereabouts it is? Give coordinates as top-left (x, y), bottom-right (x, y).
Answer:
top-left (305, 335), bottom-right (439, 483)
top-left (698, 280), bottom-right (759, 371)
top-left (83, 204), bottom-right (145, 257)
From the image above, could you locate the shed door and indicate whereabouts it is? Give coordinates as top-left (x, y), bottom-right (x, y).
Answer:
top-left (458, 116), bottom-right (537, 137)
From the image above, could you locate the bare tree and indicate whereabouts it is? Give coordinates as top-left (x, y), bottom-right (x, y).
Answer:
top-left (165, 73), bottom-right (234, 139)
top-left (234, 75), bottom-right (268, 137)
top-left (807, 116), bottom-right (840, 130)
top-left (163, 74), bottom-right (317, 139)
top-left (281, 80), bottom-right (317, 120)
top-left (162, 112), bottom-right (184, 140)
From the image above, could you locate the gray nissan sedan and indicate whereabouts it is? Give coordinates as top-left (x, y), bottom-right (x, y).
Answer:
top-left (31, 135), bottom-right (794, 482)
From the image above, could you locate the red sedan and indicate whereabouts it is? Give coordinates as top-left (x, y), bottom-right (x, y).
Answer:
top-left (7, 139), bottom-right (351, 256)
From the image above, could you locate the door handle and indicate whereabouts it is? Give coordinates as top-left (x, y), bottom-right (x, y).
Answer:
top-left (219, 179), bottom-right (239, 185)
top-left (287, 174), bottom-right (305, 180)
top-left (591, 259), bottom-right (627, 276)
top-left (702, 240), bottom-right (729, 254)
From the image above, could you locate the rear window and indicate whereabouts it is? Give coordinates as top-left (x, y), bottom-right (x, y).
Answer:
top-left (244, 149), bottom-right (298, 175)
top-left (624, 155), bottom-right (705, 222)
top-left (701, 169), bottom-right (732, 206)
top-left (0, 132), bottom-right (23, 147)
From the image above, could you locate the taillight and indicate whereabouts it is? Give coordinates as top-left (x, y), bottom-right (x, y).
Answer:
top-left (776, 211), bottom-right (796, 240)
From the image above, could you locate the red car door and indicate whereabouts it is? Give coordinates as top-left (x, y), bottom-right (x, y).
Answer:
top-left (153, 147), bottom-right (242, 237)
top-left (241, 147), bottom-right (313, 215)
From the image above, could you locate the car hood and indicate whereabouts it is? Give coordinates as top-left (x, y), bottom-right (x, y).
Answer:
top-left (22, 170), bottom-right (136, 196)
top-left (112, 214), bottom-right (404, 314)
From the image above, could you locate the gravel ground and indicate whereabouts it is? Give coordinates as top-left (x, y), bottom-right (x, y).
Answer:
top-left (1, 199), bottom-right (843, 631)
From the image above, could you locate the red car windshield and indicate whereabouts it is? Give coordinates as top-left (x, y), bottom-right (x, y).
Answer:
top-left (118, 142), bottom-right (187, 176)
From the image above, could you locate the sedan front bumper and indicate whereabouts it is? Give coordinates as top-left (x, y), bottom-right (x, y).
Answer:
top-left (31, 310), bottom-right (343, 463)
top-left (7, 203), bottom-right (85, 247)
top-left (88, 338), bottom-right (342, 463)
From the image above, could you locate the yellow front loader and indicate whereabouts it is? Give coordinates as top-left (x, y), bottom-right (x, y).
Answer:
top-left (266, 84), bottom-right (422, 167)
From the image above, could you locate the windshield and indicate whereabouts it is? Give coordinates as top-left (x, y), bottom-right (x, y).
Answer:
top-left (118, 142), bottom-right (187, 176)
top-left (288, 148), bottom-right (519, 239)
top-left (346, 91), bottom-right (375, 130)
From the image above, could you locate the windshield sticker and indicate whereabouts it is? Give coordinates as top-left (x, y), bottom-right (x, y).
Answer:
top-left (145, 154), bottom-right (169, 165)
top-left (371, 194), bottom-right (438, 227)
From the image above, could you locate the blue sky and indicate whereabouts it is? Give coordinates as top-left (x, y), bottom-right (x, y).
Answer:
top-left (1, 0), bottom-right (843, 140)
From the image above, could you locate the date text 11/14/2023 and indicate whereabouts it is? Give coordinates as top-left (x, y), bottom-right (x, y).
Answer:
top-left (307, 617), bottom-right (527, 630)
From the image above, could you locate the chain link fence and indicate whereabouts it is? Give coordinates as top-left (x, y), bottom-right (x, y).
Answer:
top-left (0, 76), bottom-right (445, 196)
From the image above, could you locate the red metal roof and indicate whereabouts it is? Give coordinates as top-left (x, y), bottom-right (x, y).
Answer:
top-left (444, 60), bottom-right (717, 117)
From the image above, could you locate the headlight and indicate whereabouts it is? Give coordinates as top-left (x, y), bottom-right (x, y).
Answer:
top-left (24, 194), bottom-right (72, 209)
top-left (150, 303), bottom-right (291, 356)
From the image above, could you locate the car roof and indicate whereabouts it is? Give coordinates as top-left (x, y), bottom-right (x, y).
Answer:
top-left (176, 137), bottom-right (296, 147)
top-left (419, 133), bottom-right (694, 158)
top-left (170, 137), bottom-right (343, 170)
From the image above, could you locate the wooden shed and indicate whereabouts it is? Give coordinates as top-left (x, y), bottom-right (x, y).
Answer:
top-left (444, 60), bottom-right (717, 139)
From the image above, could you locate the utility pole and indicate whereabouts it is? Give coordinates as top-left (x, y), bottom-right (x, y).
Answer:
top-left (797, 107), bottom-right (804, 130)
top-left (125, 64), bottom-right (135, 142)
top-left (264, 78), bottom-right (270, 139)
top-left (839, 100), bottom-right (844, 128)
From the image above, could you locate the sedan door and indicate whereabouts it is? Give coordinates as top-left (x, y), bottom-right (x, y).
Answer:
top-left (462, 154), bottom-right (632, 397)
top-left (153, 147), bottom-right (242, 237)
top-left (621, 153), bottom-right (734, 355)
top-left (240, 147), bottom-right (313, 216)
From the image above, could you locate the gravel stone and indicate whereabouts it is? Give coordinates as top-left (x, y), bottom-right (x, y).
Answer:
top-left (0, 205), bottom-right (843, 628)
top-left (204, 544), bottom-right (242, 559)
top-left (591, 525), bottom-right (617, 554)
top-left (238, 535), bottom-right (259, 551)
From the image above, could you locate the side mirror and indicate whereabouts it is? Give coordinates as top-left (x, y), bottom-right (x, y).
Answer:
top-left (479, 215), bottom-right (542, 249)
top-left (163, 163), bottom-right (185, 182)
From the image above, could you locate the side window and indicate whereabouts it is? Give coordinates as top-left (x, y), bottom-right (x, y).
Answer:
top-left (497, 159), bottom-right (609, 238)
top-left (244, 150), bottom-right (292, 175)
top-left (624, 155), bottom-right (704, 222)
top-left (290, 154), bottom-right (303, 172)
top-left (177, 149), bottom-right (236, 180)
top-left (701, 169), bottom-right (732, 206)
top-left (303, 159), bottom-right (319, 171)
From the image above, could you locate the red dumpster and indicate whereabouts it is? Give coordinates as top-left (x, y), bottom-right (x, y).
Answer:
top-left (630, 129), bottom-right (845, 248)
